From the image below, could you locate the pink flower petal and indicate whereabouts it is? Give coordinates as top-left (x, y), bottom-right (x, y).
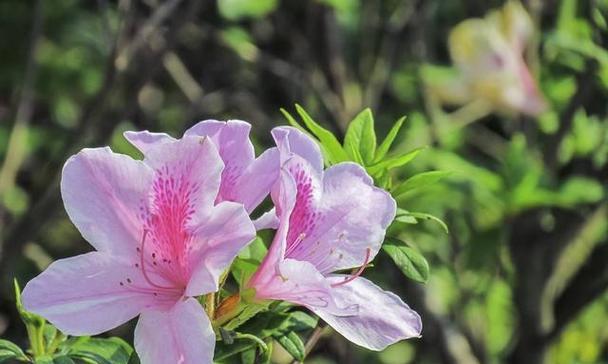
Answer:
top-left (316, 162), bottom-right (396, 272)
top-left (22, 252), bottom-right (172, 336)
top-left (254, 258), bottom-right (355, 316)
top-left (124, 131), bottom-right (175, 154)
top-left (135, 298), bottom-right (215, 364)
top-left (277, 155), bottom-right (395, 274)
top-left (144, 135), bottom-right (223, 226)
top-left (61, 147), bottom-right (153, 257)
top-left (312, 276), bottom-right (422, 351)
top-left (185, 201), bottom-right (256, 296)
top-left (272, 126), bottom-right (323, 173)
top-left (185, 119), bottom-right (278, 212)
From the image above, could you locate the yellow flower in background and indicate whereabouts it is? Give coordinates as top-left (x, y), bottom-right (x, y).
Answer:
top-left (427, 1), bottom-right (546, 117)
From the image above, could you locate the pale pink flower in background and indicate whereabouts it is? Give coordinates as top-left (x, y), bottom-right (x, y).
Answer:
top-left (248, 127), bottom-right (422, 351)
top-left (426, 1), bottom-right (546, 116)
top-left (22, 133), bottom-right (256, 364)
top-left (125, 119), bottom-right (278, 213)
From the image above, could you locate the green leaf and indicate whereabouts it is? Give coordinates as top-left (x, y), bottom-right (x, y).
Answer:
top-left (382, 238), bottom-right (430, 283)
top-left (367, 147), bottom-right (425, 176)
top-left (232, 258), bottom-right (260, 288)
top-left (0, 339), bottom-right (28, 362)
top-left (34, 356), bottom-right (54, 364)
top-left (52, 356), bottom-right (75, 364)
top-left (127, 353), bottom-right (140, 364)
top-left (394, 208), bottom-right (418, 224)
top-left (294, 104), bottom-right (349, 165)
top-left (344, 108), bottom-right (376, 165)
top-left (222, 301), bottom-right (270, 331)
top-left (240, 348), bottom-right (256, 364)
top-left (407, 212), bottom-right (449, 233)
top-left (275, 331), bottom-right (305, 361)
top-left (218, 0), bottom-right (278, 20)
top-left (392, 171), bottom-right (451, 198)
top-left (375, 116), bottom-right (406, 162)
top-left (238, 236), bottom-right (268, 263)
top-left (259, 340), bottom-right (273, 364)
top-left (280, 108), bottom-right (308, 134)
top-left (66, 337), bottom-right (132, 364)
top-left (215, 308), bottom-right (315, 361)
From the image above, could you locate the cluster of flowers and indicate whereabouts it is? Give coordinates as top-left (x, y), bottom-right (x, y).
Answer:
top-left (21, 120), bottom-right (422, 364)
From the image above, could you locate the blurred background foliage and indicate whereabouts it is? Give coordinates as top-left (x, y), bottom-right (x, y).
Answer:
top-left (0, 0), bottom-right (607, 363)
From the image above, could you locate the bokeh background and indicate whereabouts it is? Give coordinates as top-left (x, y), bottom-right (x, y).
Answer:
top-left (1, 0), bottom-right (607, 363)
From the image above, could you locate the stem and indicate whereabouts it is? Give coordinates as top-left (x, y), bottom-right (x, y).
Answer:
top-left (290, 324), bottom-right (326, 364)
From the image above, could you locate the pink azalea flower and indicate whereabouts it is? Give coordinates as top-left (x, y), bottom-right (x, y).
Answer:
top-left (124, 119), bottom-right (278, 213)
top-left (22, 133), bottom-right (256, 364)
top-left (248, 127), bottom-right (422, 351)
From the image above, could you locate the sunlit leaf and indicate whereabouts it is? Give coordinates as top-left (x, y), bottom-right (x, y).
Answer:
top-left (392, 171), bottom-right (451, 198)
top-left (367, 147), bottom-right (425, 176)
top-left (344, 108), bottom-right (376, 164)
top-left (375, 116), bottom-right (406, 162)
top-left (382, 238), bottom-right (429, 283)
top-left (294, 104), bottom-right (349, 165)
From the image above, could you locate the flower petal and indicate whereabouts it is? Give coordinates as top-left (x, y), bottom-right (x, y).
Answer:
top-left (185, 201), bottom-right (256, 296)
top-left (311, 276), bottom-right (422, 351)
top-left (272, 126), bottom-right (323, 173)
top-left (185, 119), bottom-right (276, 212)
top-left (144, 135), bottom-right (223, 225)
top-left (230, 147), bottom-right (279, 212)
top-left (61, 147), bottom-right (153, 256)
top-left (253, 208), bottom-right (279, 230)
top-left (253, 258), bottom-right (355, 316)
top-left (249, 168), bottom-right (298, 287)
top-left (279, 158), bottom-right (395, 274)
top-left (123, 131), bottom-right (175, 154)
top-left (22, 252), bottom-right (167, 336)
top-left (316, 163), bottom-right (396, 272)
top-left (135, 298), bottom-right (215, 364)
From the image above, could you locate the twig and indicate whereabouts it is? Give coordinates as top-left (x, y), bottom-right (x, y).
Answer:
top-left (0, 0), bottom-right (43, 198)
top-left (290, 323), bottom-right (327, 364)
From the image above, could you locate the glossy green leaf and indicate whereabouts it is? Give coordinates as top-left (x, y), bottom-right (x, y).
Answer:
top-left (394, 208), bottom-right (418, 224)
top-left (407, 212), bottom-right (449, 233)
top-left (375, 116), bottom-right (406, 162)
top-left (218, 0), bottom-right (278, 20)
top-left (344, 108), bottom-right (376, 164)
top-left (65, 337), bottom-right (132, 364)
top-left (275, 331), bottom-right (305, 361)
top-left (295, 104), bottom-right (349, 164)
top-left (0, 339), bottom-right (28, 362)
top-left (392, 171), bottom-right (451, 198)
top-left (382, 238), bottom-right (430, 283)
top-left (52, 356), bottom-right (75, 364)
top-left (367, 147), bottom-right (425, 176)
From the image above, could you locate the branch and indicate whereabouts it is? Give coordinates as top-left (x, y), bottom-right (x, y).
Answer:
top-left (0, 0), bottom-right (43, 198)
top-left (550, 239), bottom-right (608, 340)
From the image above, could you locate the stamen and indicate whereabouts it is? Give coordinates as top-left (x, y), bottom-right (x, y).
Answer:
top-left (331, 248), bottom-right (371, 288)
top-left (285, 233), bottom-right (307, 257)
top-left (139, 229), bottom-right (177, 290)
